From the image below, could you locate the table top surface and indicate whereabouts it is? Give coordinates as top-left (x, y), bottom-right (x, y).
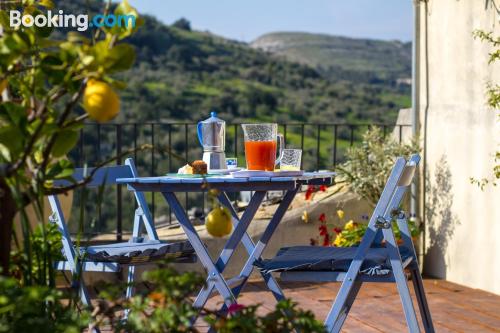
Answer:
top-left (117, 171), bottom-right (335, 184)
top-left (117, 171), bottom-right (335, 192)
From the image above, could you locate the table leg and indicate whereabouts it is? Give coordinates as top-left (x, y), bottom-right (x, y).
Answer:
top-left (218, 192), bottom-right (287, 301)
top-left (220, 187), bottom-right (300, 309)
top-left (162, 192), bottom-right (236, 307)
top-left (217, 192), bottom-right (258, 258)
top-left (193, 191), bottom-right (266, 308)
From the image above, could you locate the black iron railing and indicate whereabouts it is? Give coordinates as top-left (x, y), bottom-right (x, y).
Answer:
top-left (70, 122), bottom-right (411, 240)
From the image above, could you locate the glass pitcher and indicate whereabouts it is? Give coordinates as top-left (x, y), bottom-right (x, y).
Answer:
top-left (241, 123), bottom-right (284, 171)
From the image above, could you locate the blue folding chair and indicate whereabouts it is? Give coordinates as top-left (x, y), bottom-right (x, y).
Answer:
top-left (48, 158), bottom-right (196, 309)
top-left (256, 154), bottom-right (434, 333)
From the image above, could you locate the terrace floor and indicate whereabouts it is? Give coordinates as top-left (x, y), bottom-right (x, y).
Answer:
top-left (197, 279), bottom-right (500, 332)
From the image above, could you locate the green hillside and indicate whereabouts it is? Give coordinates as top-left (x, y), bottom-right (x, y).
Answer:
top-left (251, 32), bottom-right (412, 83)
top-left (118, 19), bottom-right (410, 124)
top-left (56, 1), bottom-right (409, 125)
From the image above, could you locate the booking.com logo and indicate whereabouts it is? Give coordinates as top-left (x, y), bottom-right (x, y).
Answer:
top-left (9, 10), bottom-right (136, 32)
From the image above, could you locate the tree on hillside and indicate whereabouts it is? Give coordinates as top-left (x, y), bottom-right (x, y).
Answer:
top-left (173, 17), bottom-right (191, 31)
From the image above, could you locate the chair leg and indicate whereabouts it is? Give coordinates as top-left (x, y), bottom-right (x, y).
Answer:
top-left (392, 263), bottom-right (420, 333)
top-left (79, 279), bottom-right (92, 307)
top-left (410, 266), bottom-right (435, 333)
top-left (261, 271), bottom-right (286, 302)
top-left (76, 274), bottom-right (100, 333)
top-left (72, 266), bottom-right (92, 307)
top-left (123, 265), bottom-right (136, 320)
top-left (324, 227), bottom-right (380, 331)
top-left (324, 276), bottom-right (360, 332)
top-left (383, 230), bottom-right (420, 333)
top-left (330, 281), bottom-right (363, 333)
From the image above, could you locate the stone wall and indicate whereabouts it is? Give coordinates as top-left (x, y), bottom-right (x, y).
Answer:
top-left (418, 0), bottom-right (500, 294)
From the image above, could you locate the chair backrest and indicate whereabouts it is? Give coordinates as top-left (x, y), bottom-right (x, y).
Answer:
top-left (48, 158), bottom-right (158, 268)
top-left (371, 154), bottom-right (420, 245)
top-left (52, 165), bottom-right (134, 188)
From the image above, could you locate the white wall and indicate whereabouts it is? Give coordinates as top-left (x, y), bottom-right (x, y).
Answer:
top-left (418, 0), bottom-right (500, 294)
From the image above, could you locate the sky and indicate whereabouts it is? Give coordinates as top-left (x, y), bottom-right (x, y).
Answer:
top-left (128, 0), bottom-right (414, 43)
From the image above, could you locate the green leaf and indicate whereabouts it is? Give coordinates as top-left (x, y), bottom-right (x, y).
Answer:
top-left (81, 55), bottom-right (95, 66)
top-left (12, 31), bottom-right (33, 49)
top-left (89, 41), bottom-right (135, 73)
top-left (0, 102), bottom-right (27, 126)
top-left (40, 54), bottom-right (66, 84)
top-left (62, 121), bottom-right (84, 131)
top-left (0, 126), bottom-right (24, 160)
top-left (67, 32), bottom-right (90, 44)
top-left (105, 0), bottom-right (143, 40)
top-left (51, 130), bottom-right (79, 157)
top-left (91, 40), bottom-right (109, 66)
top-left (0, 12), bottom-right (11, 31)
top-left (31, 9), bottom-right (53, 38)
top-left (105, 44), bottom-right (136, 72)
top-left (38, 0), bottom-right (54, 9)
top-left (0, 143), bottom-right (12, 162)
top-left (46, 159), bottom-right (74, 180)
top-left (54, 166), bottom-right (74, 179)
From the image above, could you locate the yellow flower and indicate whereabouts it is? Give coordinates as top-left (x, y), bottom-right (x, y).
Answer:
top-left (333, 234), bottom-right (345, 247)
top-left (345, 220), bottom-right (355, 231)
top-left (301, 210), bottom-right (309, 223)
top-left (336, 209), bottom-right (345, 219)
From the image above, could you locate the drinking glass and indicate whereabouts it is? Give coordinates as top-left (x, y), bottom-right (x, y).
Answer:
top-left (241, 124), bottom-right (284, 171)
top-left (279, 149), bottom-right (302, 171)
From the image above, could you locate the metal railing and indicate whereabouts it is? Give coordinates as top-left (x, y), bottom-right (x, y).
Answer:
top-left (69, 122), bottom-right (411, 240)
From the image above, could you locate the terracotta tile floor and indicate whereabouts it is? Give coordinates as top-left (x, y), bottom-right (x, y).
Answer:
top-left (90, 278), bottom-right (500, 332)
top-left (196, 279), bottom-right (500, 332)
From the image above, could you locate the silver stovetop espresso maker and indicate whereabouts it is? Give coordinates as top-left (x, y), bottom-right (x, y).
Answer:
top-left (197, 111), bottom-right (226, 171)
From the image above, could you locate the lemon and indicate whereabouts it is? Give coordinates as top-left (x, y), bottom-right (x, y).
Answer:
top-left (205, 206), bottom-right (232, 237)
top-left (83, 79), bottom-right (120, 122)
top-left (0, 79), bottom-right (7, 94)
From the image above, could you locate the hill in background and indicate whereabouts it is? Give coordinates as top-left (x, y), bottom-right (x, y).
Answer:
top-left (118, 18), bottom-right (411, 125)
top-left (251, 32), bottom-right (412, 84)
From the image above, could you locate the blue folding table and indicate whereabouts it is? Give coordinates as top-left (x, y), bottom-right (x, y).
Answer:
top-left (117, 172), bottom-right (334, 312)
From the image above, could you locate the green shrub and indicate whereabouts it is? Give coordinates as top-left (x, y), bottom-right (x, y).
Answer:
top-left (335, 127), bottom-right (419, 206)
top-left (10, 223), bottom-right (63, 286)
top-left (206, 299), bottom-right (326, 333)
top-left (0, 276), bottom-right (87, 333)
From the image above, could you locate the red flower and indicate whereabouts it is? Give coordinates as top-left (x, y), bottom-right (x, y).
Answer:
top-left (318, 224), bottom-right (328, 236)
top-left (322, 234), bottom-right (330, 246)
top-left (228, 303), bottom-right (246, 315)
top-left (319, 185), bottom-right (327, 192)
top-left (319, 213), bottom-right (326, 223)
top-left (333, 227), bottom-right (342, 234)
top-left (305, 185), bottom-right (314, 200)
